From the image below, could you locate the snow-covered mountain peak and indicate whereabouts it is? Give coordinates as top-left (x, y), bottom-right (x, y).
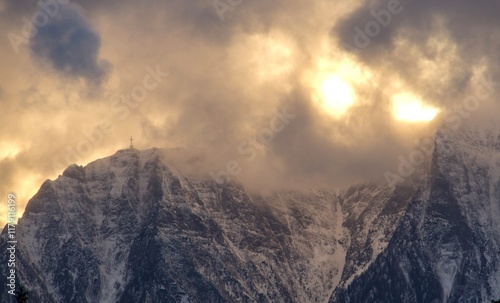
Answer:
top-left (4, 125), bottom-right (500, 302)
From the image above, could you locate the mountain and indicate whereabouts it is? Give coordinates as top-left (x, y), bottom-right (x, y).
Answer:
top-left (1, 126), bottom-right (500, 302)
top-left (331, 126), bottom-right (500, 303)
top-left (0, 147), bottom-right (411, 303)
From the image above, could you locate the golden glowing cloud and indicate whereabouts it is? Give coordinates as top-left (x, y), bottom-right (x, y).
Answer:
top-left (0, 143), bottom-right (22, 160)
top-left (304, 51), bottom-right (372, 119)
top-left (391, 93), bottom-right (440, 122)
top-left (17, 174), bottom-right (44, 213)
top-left (1, 0), bottom-right (497, 227)
top-left (230, 30), bottom-right (296, 84)
top-left (317, 74), bottom-right (355, 118)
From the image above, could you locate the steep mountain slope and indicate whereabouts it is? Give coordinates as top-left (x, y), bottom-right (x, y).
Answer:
top-left (0, 147), bottom-right (412, 303)
top-left (0, 149), bottom-right (341, 301)
top-left (336, 183), bottom-right (416, 289)
top-left (331, 127), bottom-right (500, 303)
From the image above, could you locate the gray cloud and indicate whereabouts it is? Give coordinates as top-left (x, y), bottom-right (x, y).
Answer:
top-left (2, 0), bottom-right (500, 225)
top-left (334, 0), bottom-right (500, 106)
top-left (29, 3), bottom-right (109, 84)
top-left (335, 0), bottom-right (500, 55)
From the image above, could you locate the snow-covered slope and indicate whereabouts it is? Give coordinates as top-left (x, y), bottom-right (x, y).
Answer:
top-left (0, 147), bottom-right (406, 303)
top-left (5, 124), bottom-right (497, 303)
top-left (337, 183), bottom-right (416, 288)
top-left (331, 126), bottom-right (500, 303)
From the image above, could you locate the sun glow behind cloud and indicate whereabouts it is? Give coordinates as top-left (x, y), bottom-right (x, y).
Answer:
top-left (391, 93), bottom-right (440, 122)
top-left (304, 48), bottom-right (372, 119)
top-left (317, 75), bottom-right (355, 118)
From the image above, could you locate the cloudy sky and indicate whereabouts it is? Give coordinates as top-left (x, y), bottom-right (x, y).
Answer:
top-left (1, 0), bottom-right (500, 224)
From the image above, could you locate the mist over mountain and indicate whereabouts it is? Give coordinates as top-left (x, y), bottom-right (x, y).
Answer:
top-left (1, 125), bottom-right (500, 302)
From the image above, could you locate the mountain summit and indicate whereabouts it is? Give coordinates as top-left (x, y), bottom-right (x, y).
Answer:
top-left (333, 127), bottom-right (500, 302)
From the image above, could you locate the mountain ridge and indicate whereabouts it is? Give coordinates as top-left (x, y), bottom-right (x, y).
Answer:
top-left (2, 126), bottom-right (500, 302)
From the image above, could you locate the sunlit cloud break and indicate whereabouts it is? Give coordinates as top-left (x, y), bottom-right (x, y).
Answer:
top-left (391, 93), bottom-right (440, 122)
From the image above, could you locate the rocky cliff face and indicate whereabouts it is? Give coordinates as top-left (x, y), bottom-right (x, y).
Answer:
top-left (2, 126), bottom-right (499, 303)
top-left (0, 148), bottom-right (409, 303)
top-left (331, 127), bottom-right (500, 303)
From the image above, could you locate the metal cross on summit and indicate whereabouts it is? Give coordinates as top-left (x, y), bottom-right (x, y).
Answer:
top-left (129, 137), bottom-right (134, 149)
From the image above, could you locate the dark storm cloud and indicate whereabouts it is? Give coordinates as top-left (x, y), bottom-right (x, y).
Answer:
top-left (335, 0), bottom-right (500, 56)
top-left (29, 3), bottom-right (109, 83)
top-left (333, 0), bottom-right (500, 110)
top-left (3, 0), bottom-right (297, 45)
top-left (2, 0), bottom-right (118, 15)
